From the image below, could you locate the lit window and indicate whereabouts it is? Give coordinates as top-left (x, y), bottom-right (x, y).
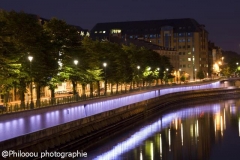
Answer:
top-left (179, 33), bottom-right (182, 36)
top-left (188, 52), bottom-right (191, 54)
top-left (188, 64), bottom-right (191, 68)
top-left (188, 58), bottom-right (191, 61)
top-left (111, 29), bottom-right (121, 34)
top-left (103, 31), bottom-right (106, 33)
top-left (130, 36), bottom-right (133, 38)
top-left (99, 31), bottom-right (102, 33)
top-left (179, 39), bottom-right (182, 42)
top-left (94, 31), bottom-right (97, 33)
top-left (187, 38), bottom-right (191, 42)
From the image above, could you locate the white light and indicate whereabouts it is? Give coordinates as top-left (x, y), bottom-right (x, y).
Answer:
top-left (160, 134), bottom-right (162, 158)
top-left (74, 60), bottom-right (78, 65)
top-left (28, 56), bottom-right (33, 62)
top-left (239, 118), bottom-right (240, 137)
top-left (169, 129), bottom-right (171, 151)
top-left (103, 62), bottom-right (107, 67)
top-left (181, 123), bottom-right (183, 146)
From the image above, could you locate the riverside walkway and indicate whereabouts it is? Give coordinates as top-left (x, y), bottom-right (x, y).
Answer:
top-left (0, 81), bottom-right (221, 142)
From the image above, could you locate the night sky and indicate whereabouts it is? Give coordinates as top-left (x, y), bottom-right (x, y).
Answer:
top-left (1, 0), bottom-right (240, 53)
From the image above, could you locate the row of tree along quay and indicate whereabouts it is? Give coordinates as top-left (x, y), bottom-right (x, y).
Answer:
top-left (0, 10), bottom-right (182, 109)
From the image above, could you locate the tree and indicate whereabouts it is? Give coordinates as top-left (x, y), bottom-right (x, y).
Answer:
top-left (197, 70), bottom-right (205, 80)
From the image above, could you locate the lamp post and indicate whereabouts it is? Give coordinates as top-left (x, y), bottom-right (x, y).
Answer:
top-left (137, 66), bottom-right (140, 88)
top-left (236, 62), bottom-right (239, 77)
top-left (28, 55), bottom-right (34, 109)
top-left (165, 68), bottom-right (169, 84)
top-left (178, 68), bottom-right (181, 84)
top-left (73, 60), bottom-right (78, 95)
top-left (195, 68), bottom-right (197, 81)
top-left (103, 62), bottom-right (107, 95)
top-left (156, 67), bottom-right (160, 85)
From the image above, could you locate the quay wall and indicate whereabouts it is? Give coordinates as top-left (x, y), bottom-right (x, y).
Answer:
top-left (1, 87), bottom-right (239, 153)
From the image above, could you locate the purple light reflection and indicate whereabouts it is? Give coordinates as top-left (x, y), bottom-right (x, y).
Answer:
top-left (93, 104), bottom-right (220, 160)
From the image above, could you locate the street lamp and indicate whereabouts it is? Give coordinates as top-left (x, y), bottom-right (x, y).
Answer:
top-left (103, 62), bottom-right (107, 95)
top-left (178, 68), bottom-right (181, 84)
top-left (74, 60), bottom-right (78, 65)
top-left (28, 55), bottom-right (34, 109)
top-left (236, 62), bottom-right (239, 77)
top-left (195, 68), bottom-right (197, 81)
top-left (73, 60), bottom-right (78, 95)
top-left (137, 66), bottom-right (140, 88)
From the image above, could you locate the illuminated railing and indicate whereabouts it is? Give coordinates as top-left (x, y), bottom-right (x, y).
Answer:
top-left (0, 81), bottom-right (221, 142)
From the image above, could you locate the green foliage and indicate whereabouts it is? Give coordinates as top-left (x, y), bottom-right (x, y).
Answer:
top-left (0, 9), bottom-right (174, 101)
top-left (197, 70), bottom-right (205, 80)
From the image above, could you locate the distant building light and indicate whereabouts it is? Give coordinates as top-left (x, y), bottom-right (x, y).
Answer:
top-left (103, 31), bottom-right (106, 33)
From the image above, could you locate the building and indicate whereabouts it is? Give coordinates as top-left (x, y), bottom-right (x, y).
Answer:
top-left (208, 42), bottom-right (223, 77)
top-left (107, 36), bottom-right (179, 80)
top-left (91, 18), bottom-right (209, 80)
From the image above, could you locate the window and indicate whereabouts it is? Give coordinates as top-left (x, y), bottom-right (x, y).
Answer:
top-left (158, 34), bottom-right (161, 37)
top-left (182, 52), bottom-right (185, 55)
top-left (111, 29), bottom-right (121, 34)
top-left (158, 40), bottom-right (161, 43)
top-left (103, 31), bottom-right (106, 33)
top-left (188, 64), bottom-right (191, 68)
top-left (179, 39), bottom-right (182, 42)
top-left (130, 35), bottom-right (133, 38)
top-left (179, 46), bottom-right (181, 49)
top-left (182, 39), bottom-right (185, 42)
top-left (145, 35), bottom-right (148, 38)
top-left (188, 58), bottom-right (191, 61)
top-left (178, 33), bottom-right (182, 36)
top-left (187, 33), bottom-right (191, 36)
top-left (187, 45), bottom-right (191, 48)
top-left (94, 31), bottom-right (98, 33)
top-left (187, 38), bottom-right (191, 42)
top-left (179, 52), bottom-right (182, 55)
top-left (99, 31), bottom-right (102, 33)
top-left (188, 52), bottom-right (191, 55)
top-left (183, 65), bottom-right (186, 68)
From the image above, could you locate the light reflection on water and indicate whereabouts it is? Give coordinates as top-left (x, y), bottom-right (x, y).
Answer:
top-left (88, 99), bottom-right (240, 160)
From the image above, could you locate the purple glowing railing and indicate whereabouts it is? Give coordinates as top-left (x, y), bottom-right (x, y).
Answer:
top-left (0, 81), bottom-right (220, 142)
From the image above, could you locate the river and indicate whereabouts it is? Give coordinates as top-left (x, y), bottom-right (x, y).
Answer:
top-left (83, 98), bottom-right (240, 160)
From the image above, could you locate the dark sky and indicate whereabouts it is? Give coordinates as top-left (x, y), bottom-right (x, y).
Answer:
top-left (1, 0), bottom-right (240, 53)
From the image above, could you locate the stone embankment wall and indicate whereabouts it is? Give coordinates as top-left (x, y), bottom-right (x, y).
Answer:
top-left (1, 88), bottom-right (239, 153)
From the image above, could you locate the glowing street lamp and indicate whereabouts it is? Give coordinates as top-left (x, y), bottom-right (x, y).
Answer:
top-left (103, 62), bottom-right (107, 95)
top-left (137, 66), bottom-right (140, 88)
top-left (28, 55), bottom-right (34, 109)
top-left (74, 60), bottom-right (78, 65)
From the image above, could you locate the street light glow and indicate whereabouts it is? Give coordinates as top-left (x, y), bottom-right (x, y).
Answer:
top-left (103, 62), bottom-right (107, 67)
top-left (74, 60), bottom-right (78, 65)
top-left (28, 56), bottom-right (33, 62)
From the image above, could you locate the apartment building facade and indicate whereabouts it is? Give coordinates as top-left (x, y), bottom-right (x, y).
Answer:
top-left (91, 18), bottom-right (209, 80)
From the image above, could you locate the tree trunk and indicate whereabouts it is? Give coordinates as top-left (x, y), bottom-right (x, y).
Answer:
top-left (72, 80), bottom-right (77, 95)
top-left (82, 84), bottom-right (86, 97)
top-left (36, 83), bottom-right (41, 107)
top-left (116, 82), bottom-right (119, 93)
top-left (19, 78), bottom-right (26, 108)
top-left (90, 82), bottom-right (93, 98)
